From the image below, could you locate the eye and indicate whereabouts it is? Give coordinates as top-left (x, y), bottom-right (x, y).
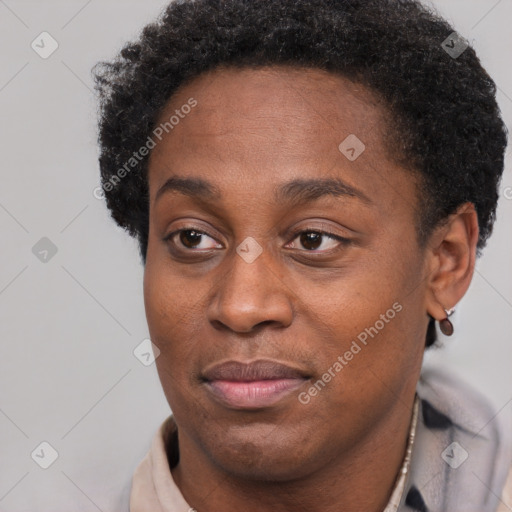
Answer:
top-left (163, 226), bottom-right (351, 255)
top-left (285, 229), bottom-right (351, 252)
top-left (164, 228), bottom-right (222, 251)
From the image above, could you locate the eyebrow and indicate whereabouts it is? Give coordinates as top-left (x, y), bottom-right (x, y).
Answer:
top-left (155, 176), bottom-right (221, 203)
top-left (275, 177), bottom-right (372, 205)
top-left (154, 175), bottom-right (373, 206)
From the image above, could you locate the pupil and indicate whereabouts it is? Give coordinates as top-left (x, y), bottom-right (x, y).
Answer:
top-left (181, 230), bottom-right (202, 248)
top-left (301, 232), bottom-right (321, 250)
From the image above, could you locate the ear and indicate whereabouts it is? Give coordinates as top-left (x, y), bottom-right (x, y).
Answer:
top-left (423, 202), bottom-right (479, 322)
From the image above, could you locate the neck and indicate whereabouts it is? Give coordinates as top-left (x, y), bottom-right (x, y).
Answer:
top-left (171, 389), bottom-right (417, 512)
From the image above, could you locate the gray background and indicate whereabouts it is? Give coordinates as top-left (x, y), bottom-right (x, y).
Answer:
top-left (0, 0), bottom-right (511, 510)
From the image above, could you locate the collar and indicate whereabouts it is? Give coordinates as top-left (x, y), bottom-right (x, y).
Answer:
top-left (130, 368), bottom-right (512, 512)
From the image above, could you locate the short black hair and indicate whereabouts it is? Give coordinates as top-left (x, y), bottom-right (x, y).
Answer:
top-left (92, 0), bottom-right (507, 348)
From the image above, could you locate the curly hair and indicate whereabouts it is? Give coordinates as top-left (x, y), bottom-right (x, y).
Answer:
top-left (92, 0), bottom-right (507, 348)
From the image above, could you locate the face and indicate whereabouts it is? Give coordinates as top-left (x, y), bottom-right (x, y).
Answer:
top-left (144, 65), bottom-right (430, 481)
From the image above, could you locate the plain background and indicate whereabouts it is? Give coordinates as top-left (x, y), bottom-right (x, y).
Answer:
top-left (0, 0), bottom-right (511, 510)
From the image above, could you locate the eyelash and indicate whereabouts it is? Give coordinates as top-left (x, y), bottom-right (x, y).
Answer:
top-left (163, 226), bottom-right (352, 254)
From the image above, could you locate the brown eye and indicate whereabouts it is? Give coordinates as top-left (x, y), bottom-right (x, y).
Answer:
top-left (165, 228), bottom-right (221, 252)
top-left (180, 230), bottom-right (204, 248)
top-left (287, 230), bottom-right (349, 252)
top-left (299, 232), bottom-right (323, 250)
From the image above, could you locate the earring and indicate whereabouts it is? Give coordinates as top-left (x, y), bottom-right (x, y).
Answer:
top-left (439, 307), bottom-right (455, 336)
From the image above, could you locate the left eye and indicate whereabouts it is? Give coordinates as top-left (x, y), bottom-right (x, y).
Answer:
top-left (286, 231), bottom-right (349, 251)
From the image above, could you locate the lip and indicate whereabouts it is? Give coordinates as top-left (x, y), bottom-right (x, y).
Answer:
top-left (202, 359), bottom-right (310, 409)
top-left (202, 359), bottom-right (309, 381)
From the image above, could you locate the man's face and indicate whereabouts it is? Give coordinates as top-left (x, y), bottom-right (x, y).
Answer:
top-left (144, 65), bottom-right (429, 480)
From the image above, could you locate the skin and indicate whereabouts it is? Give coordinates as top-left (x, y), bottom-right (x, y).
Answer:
top-left (143, 65), bottom-right (479, 512)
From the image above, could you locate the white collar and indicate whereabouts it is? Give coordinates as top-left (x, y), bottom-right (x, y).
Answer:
top-left (130, 394), bottom-right (421, 512)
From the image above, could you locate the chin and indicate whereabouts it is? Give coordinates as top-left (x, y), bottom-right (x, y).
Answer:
top-left (200, 421), bottom-right (327, 483)
top-left (213, 448), bottom-right (315, 483)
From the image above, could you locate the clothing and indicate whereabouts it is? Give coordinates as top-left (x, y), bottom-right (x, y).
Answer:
top-left (130, 366), bottom-right (512, 511)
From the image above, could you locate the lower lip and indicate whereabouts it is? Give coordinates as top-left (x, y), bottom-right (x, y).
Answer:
top-left (205, 378), bottom-right (307, 409)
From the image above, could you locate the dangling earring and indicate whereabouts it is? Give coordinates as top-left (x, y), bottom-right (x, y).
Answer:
top-left (439, 307), bottom-right (455, 336)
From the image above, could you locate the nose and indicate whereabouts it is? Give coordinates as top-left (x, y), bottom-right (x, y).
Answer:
top-left (207, 242), bottom-right (294, 333)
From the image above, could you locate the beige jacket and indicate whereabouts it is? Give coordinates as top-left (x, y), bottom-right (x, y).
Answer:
top-left (130, 414), bottom-right (512, 512)
top-left (131, 368), bottom-right (512, 511)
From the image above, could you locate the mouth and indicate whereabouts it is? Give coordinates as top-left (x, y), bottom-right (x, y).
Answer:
top-left (201, 359), bottom-right (311, 409)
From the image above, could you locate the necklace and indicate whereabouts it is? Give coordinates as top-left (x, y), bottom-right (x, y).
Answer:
top-left (383, 393), bottom-right (420, 512)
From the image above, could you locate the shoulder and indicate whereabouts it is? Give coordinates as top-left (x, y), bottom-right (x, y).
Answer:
top-left (497, 465), bottom-right (512, 512)
top-left (412, 365), bottom-right (512, 511)
top-left (417, 365), bottom-right (511, 448)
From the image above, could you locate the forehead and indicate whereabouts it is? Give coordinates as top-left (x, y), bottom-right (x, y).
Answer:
top-left (147, 65), bottom-right (416, 214)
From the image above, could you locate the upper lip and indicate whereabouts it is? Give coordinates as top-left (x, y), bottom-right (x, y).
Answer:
top-left (202, 359), bottom-right (310, 382)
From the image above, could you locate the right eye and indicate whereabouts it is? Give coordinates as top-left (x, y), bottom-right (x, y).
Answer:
top-left (164, 228), bottom-right (223, 252)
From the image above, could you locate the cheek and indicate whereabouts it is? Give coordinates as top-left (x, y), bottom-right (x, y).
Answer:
top-left (296, 260), bottom-right (422, 402)
top-left (144, 267), bottom-right (204, 413)
top-left (143, 259), bottom-right (202, 368)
